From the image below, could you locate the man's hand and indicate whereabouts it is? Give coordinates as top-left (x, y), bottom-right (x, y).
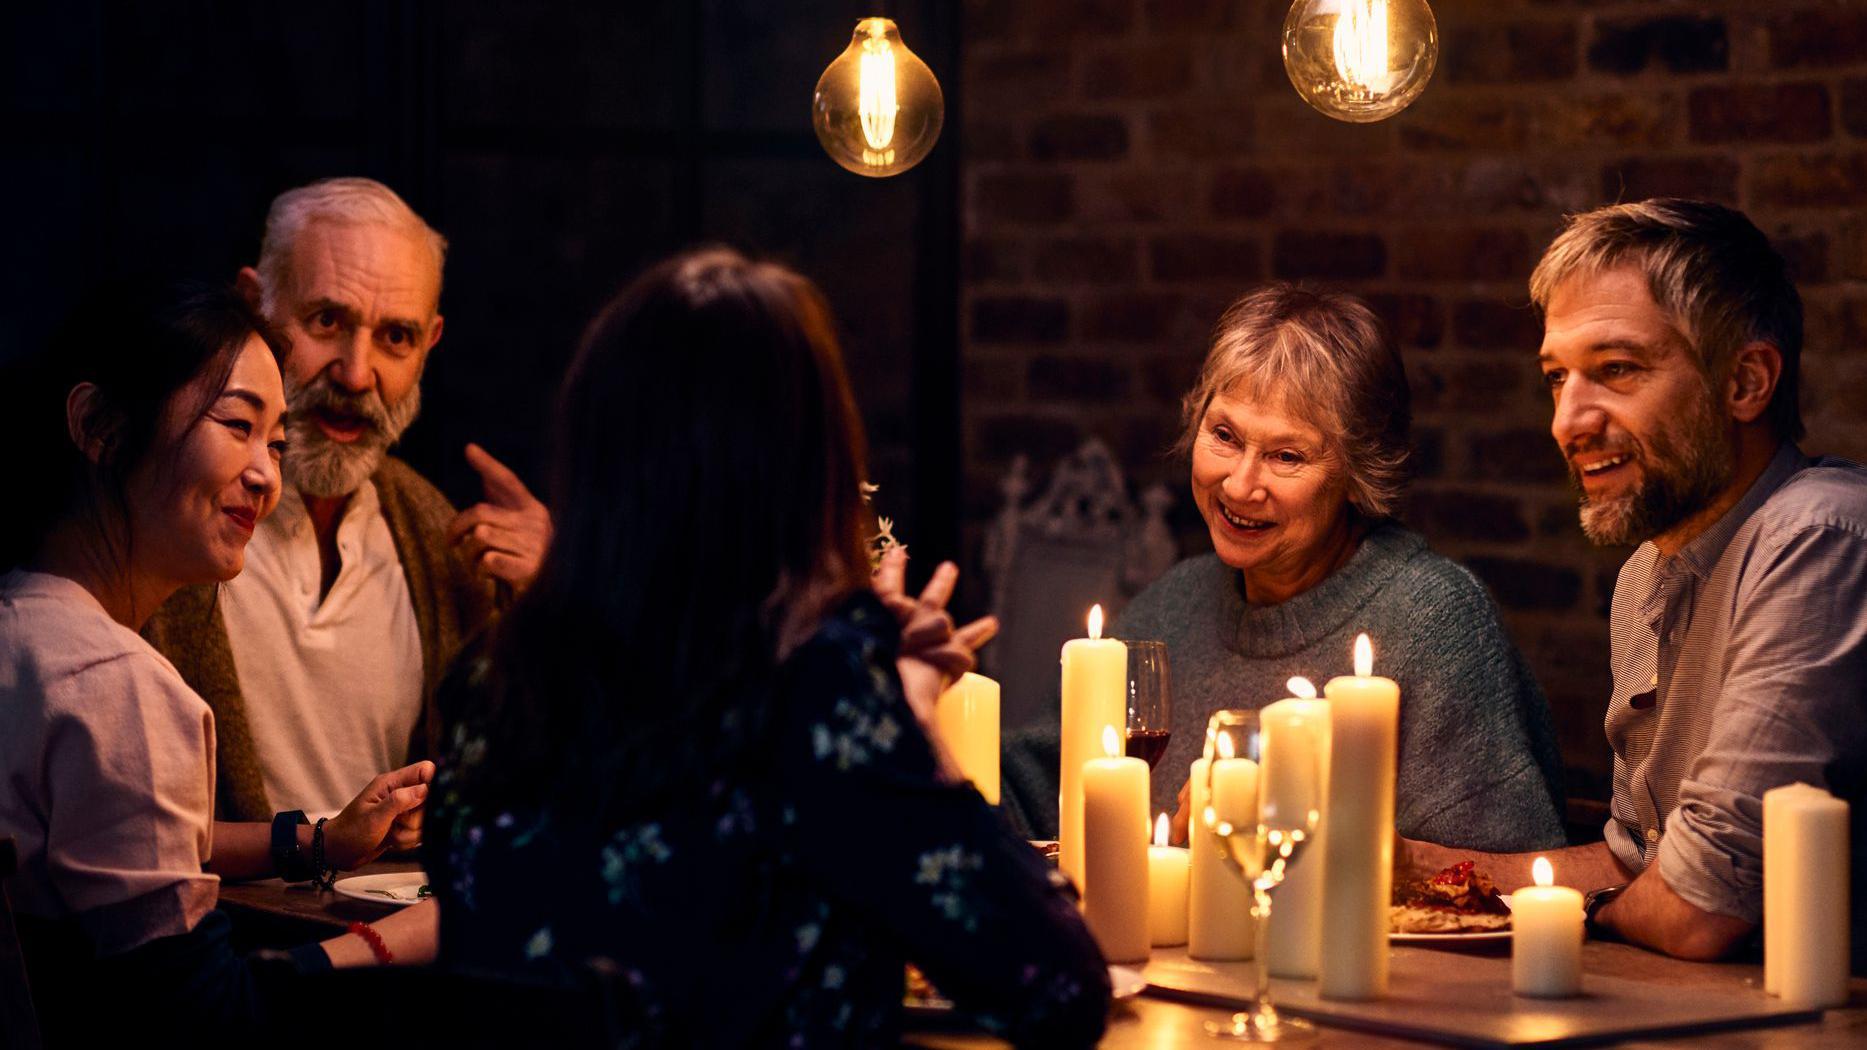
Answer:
top-left (447, 443), bottom-right (552, 590)
top-left (322, 761), bottom-right (435, 870)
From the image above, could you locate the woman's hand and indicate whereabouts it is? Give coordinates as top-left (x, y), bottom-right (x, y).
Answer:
top-left (320, 898), bottom-right (440, 968)
top-left (873, 549), bottom-right (998, 782)
top-left (321, 761), bottom-right (435, 870)
top-left (1171, 779), bottom-right (1191, 846)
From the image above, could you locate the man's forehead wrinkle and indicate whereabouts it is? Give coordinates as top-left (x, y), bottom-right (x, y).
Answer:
top-left (290, 223), bottom-right (439, 324)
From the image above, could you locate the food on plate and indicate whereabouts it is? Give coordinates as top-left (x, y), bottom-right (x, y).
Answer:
top-left (1388, 860), bottom-right (1512, 934)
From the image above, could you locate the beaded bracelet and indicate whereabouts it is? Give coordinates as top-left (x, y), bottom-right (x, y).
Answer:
top-left (310, 816), bottom-right (337, 891)
top-left (346, 921), bottom-right (394, 965)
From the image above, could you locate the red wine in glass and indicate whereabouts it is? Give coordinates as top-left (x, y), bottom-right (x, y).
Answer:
top-left (1125, 728), bottom-right (1171, 769)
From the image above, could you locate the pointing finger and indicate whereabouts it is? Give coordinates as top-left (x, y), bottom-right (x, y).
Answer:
top-left (465, 443), bottom-right (536, 508)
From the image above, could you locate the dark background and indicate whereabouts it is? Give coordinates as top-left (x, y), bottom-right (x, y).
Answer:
top-left (13, 1), bottom-right (1867, 815)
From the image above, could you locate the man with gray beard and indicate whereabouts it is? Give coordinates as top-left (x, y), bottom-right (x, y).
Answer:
top-left (1398, 199), bottom-right (1867, 971)
top-left (147, 177), bottom-right (551, 825)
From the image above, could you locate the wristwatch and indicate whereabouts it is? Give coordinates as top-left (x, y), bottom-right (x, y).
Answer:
top-left (270, 809), bottom-right (313, 882)
top-left (1583, 882), bottom-right (1629, 936)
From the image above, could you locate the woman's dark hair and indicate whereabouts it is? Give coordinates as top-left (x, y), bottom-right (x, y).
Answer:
top-left (467, 247), bottom-right (873, 819)
top-left (0, 279), bottom-right (285, 574)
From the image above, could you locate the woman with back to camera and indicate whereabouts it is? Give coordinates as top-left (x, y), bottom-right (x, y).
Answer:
top-left (424, 248), bottom-right (1111, 1046)
top-left (0, 281), bottom-right (439, 1041)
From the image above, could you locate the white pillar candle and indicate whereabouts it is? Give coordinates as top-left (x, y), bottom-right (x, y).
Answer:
top-left (1765, 782), bottom-right (1851, 1008)
top-left (1188, 755), bottom-right (1256, 959)
top-left (1083, 725), bottom-right (1150, 964)
top-left (1148, 813), bottom-right (1190, 947)
top-left (1320, 634), bottom-right (1398, 1001)
top-left (1261, 682), bottom-right (1330, 979)
top-left (1060, 605), bottom-right (1127, 889)
top-left (935, 672), bottom-right (1000, 804)
top-left (1511, 856), bottom-right (1584, 998)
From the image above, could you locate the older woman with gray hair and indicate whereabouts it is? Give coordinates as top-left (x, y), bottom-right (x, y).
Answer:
top-left (1004, 282), bottom-right (1566, 853)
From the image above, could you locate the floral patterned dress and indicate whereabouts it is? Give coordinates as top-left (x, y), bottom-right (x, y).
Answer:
top-left (424, 593), bottom-right (1111, 1047)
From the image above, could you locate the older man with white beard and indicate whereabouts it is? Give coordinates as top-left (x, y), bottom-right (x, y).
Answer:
top-left (1397, 199), bottom-right (1867, 971)
top-left (146, 177), bottom-right (550, 824)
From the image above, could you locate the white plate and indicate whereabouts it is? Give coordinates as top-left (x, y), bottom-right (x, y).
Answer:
top-left (331, 871), bottom-right (429, 907)
top-left (905, 964), bottom-right (1144, 1018)
top-left (1108, 964), bottom-right (1146, 1000)
top-left (1389, 894), bottom-right (1513, 943)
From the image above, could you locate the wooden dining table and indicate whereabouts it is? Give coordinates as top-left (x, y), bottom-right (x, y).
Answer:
top-left (218, 862), bottom-right (1867, 1048)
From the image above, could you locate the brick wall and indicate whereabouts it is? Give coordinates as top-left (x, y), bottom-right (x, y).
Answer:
top-left (959, 0), bottom-right (1867, 801)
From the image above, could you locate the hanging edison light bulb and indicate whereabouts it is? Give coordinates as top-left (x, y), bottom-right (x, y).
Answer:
top-left (1283, 0), bottom-right (1437, 123)
top-left (812, 18), bottom-right (944, 177)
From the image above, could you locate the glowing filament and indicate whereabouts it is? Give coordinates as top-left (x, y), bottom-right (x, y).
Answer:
top-left (857, 29), bottom-right (899, 151)
top-left (1354, 633), bottom-right (1374, 677)
top-left (1287, 676), bottom-right (1318, 699)
top-left (1533, 855), bottom-right (1554, 888)
top-left (1332, 0), bottom-right (1394, 95)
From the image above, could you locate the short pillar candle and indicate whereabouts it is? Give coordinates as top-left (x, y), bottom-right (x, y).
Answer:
top-left (1511, 856), bottom-right (1584, 998)
top-left (1148, 813), bottom-right (1189, 947)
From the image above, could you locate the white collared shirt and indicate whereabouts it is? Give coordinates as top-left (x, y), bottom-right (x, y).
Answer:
top-left (222, 483), bottom-right (424, 817)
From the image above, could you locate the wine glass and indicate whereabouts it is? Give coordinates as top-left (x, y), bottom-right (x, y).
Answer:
top-left (1202, 708), bottom-right (1323, 1041)
top-left (1124, 640), bottom-right (1172, 769)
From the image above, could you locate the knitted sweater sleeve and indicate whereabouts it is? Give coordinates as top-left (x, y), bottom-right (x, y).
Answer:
top-left (1387, 561), bottom-right (1568, 852)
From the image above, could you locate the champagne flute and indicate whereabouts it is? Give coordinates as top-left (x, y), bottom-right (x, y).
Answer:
top-left (1203, 707), bottom-right (1322, 1042)
top-left (1124, 640), bottom-right (1172, 769)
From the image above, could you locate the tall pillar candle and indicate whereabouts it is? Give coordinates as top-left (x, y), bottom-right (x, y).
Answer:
top-left (1260, 687), bottom-right (1330, 979)
top-left (1148, 813), bottom-right (1190, 947)
top-left (1188, 755), bottom-right (1256, 959)
top-left (1060, 605), bottom-right (1127, 889)
top-left (1511, 857), bottom-right (1584, 998)
top-left (1083, 726), bottom-right (1150, 964)
top-left (935, 672), bottom-right (1001, 804)
top-left (1320, 634), bottom-right (1398, 1001)
top-left (1764, 782), bottom-right (1850, 1008)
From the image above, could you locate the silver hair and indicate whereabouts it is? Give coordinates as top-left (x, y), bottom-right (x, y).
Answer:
top-left (1178, 282), bottom-right (1411, 519)
top-left (1529, 197), bottom-right (1804, 442)
top-left (254, 177), bottom-right (448, 318)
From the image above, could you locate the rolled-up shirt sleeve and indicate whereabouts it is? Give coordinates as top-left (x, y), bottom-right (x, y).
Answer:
top-left (1656, 522), bottom-right (1867, 921)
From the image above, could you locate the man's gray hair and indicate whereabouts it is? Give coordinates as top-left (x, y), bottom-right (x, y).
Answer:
top-left (1529, 197), bottom-right (1804, 442)
top-left (254, 176), bottom-right (448, 317)
top-left (1178, 282), bottom-right (1412, 519)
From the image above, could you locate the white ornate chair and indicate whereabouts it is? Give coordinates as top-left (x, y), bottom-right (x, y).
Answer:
top-left (981, 440), bottom-right (1178, 729)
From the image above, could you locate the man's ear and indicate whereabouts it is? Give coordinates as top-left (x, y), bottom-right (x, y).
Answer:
top-left (1726, 340), bottom-right (1783, 425)
top-left (427, 313), bottom-right (445, 355)
top-left (65, 382), bottom-right (114, 465)
top-left (235, 266), bottom-right (265, 312)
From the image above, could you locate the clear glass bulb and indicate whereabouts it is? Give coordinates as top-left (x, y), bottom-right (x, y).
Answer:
top-left (812, 18), bottom-right (944, 178)
top-left (1283, 0), bottom-right (1437, 124)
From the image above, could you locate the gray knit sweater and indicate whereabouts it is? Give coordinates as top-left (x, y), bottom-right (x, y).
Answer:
top-left (1002, 523), bottom-right (1567, 852)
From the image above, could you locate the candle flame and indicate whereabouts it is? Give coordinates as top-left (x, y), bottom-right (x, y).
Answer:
top-left (1102, 724), bottom-right (1120, 758)
top-left (1287, 676), bottom-right (1317, 699)
top-left (1154, 812), bottom-right (1171, 847)
top-left (1533, 856), bottom-right (1554, 888)
top-left (1354, 633), bottom-right (1373, 677)
top-left (1216, 732), bottom-right (1236, 761)
top-left (1088, 604), bottom-right (1104, 640)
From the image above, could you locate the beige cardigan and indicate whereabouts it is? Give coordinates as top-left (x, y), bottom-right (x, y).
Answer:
top-left (144, 456), bottom-right (499, 822)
